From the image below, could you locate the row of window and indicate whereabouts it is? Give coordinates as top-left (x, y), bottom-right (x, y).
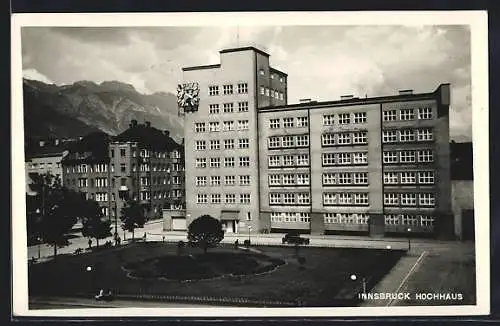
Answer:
top-left (130, 163), bottom-right (182, 173)
top-left (28, 162), bottom-right (62, 169)
top-left (270, 212), bottom-right (311, 223)
top-left (383, 150), bottom-right (434, 164)
top-left (259, 69), bottom-right (286, 83)
top-left (323, 112), bottom-right (367, 125)
top-left (384, 193), bottom-right (435, 207)
top-left (322, 132), bottom-right (368, 146)
top-left (259, 86), bottom-right (285, 100)
top-left (269, 192), bottom-right (311, 205)
top-left (384, 171), bottom-right (435, 185)
top-left (323, 193), bottom-right (369, 206)
top-left (111, 148), bottom-right (181, 159)
top-left (385, 214), bottom-right (435, 227)
top-left (269, 173), bottom-right (310, 186)
top-left (322, 172), bottom-right (369, 186)
top-left (208, 83), bottom-right (248, 96)
top-left (65, 161), bottom-right (182, 174)
top-left (196, 175), bottom-right (251, 187)
top-left (195, 120), bottom-right (249, 132)
top-left (195, 156), bottom-right (251, 169)
top-left (322, 152), bottom-right (368, 166)
top-left (138, 176), bottom-right (182, 186)
top-left (324, 213), bottom-right (369, 224)
top-left (268, 154), bottom-right (309, 168)
top-left (269, 116), bottom-right (308, 129)
top-left (382, 129), bottom-right (434, 143)
top-left (196, 193), bottom-right (251, 204)
top-left (196, 138), bottom-right (249, 151)
top-left (383, 107), bottom-right (433, 121)
top-left (268, 135), bottom-right (310, 149)
top-left (208, 102), bottom-right (249, 114)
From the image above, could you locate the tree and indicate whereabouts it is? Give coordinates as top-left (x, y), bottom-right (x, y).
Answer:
top-left (120, 199), bottom-right (146, 240)
top-left (81, 200), bottom-right (112, 247)
top-left (27, 173), bottom-right (81, 257)
top-left (187, 215), bottom-right (224, 254)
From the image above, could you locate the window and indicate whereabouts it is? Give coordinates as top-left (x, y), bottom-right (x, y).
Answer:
top-left (297, 135), bottom-right (309, 147)
top-left (417, 129), bottom-right (434, 141)
top-left (383, 110), bottom-right (397, 121)
top-left (322, 133), bottom-right (336, 146)
top-left (337, 133), bottom-right (351, 145)
top-left (400, 151), bottom-right (416, 163)
top-left (265, 88), bottom-right (270, 96)
top-left (195, 140), bottom-right (206, 151)
top-left (283, 193), bottom-right (295, 204)
top-left (384, 193), bottom-right (399, 206)
top-left (279, 92), bottom-right (284, 100)
top-left (298, 212), bottom-right (310, 223)
top-left (418, 107), bottom-right (433, 120)
top-left (197, 193), bottom-right (208, 204)
top-left (210, 157), bottom-right (220, 168)
top-left (322, 153), bottom-right (336, 166)
top-left (209, 86), bottom-right (219, 96)
top-left (297, 174), bottom-right (309, 185)
top-left (260, 86), bottom-right (265, 95)
top-left (224, 175), bottom-right (236, 186)
top-left (418, 150), bottom-right (434, 162)
top-left (224, 157), bottom-right (235, 168)
top-left (239, 156), bottom-right (250, 167)
top-left (398, 129), bottom-right (415, 142)
top-left (95, 177), bottom-right (108, 187)
top-left (259, 69), bottom-right (265, 76)
top-left (238, 102), bottom-right (249, 112)
top-left (385, 214), bottom-right (400, 225)
top-left (384, 172), bottom-right (399, 184)
top-left (353, 112), bottom-right (367, 124)
top-left (297, 193), bottom-right (310, 205)
top-left (269, 156), bottom-right (281, 167)
top-left (270, 90), bottom-right (275, 99)
top-left (120, 163), bottom-right (126, 173)
top-left (418, 171), bottom-right (435, 184)
top-left (240, 193), bottom-right (251, 204)
top-left (323, 173), bottom-right (336, 185)
top-left (282, 174), bottom-right (295, 185)
top-left (95, 192), bottom-right (108, 202)
top-left (196, 176), bottom-right (207, 186)
top-left (269, 118), bottom-right (280, 129)
top-left (210, 176), bottom-right (221, 186)
top-left (211, 194), bottom-right (221, 204)
top-left (210, 140), bottom-right (220, 150)
top-left (223, 84), bottom-right (233, 95)
top-left (420, 215), bottom-right (435, 227)
top-left (238, 138), bottom-right (249, 149)
top-left (237, 119), bottom-right (249, 130)
top-left (338, 193), bottom-right (352, 205)
top-left (324, 213), bottom-right (338, 224)
top-left (323, 114), bottom-right (335, 125)
top-left (78, 178), bottom-right (88, 188)
top-left (354, 193), bottom-right (369, 205)
top-left (401, 172), bottom-right (416, 184)
top-left (401, 193), bottom-right (417, 206)
top-left (209, 104), bottom-right (220, 114)
top-left (323, 193), bottom-right (337, 205)
top-left (268, 136), bottom-right (281, 149)
top-left (283, 117), bottom-right (294, 128)
top-left (223, 103), bottom-right (234, 113)
top-left (283, 155), bottom-right (294, 166)
top-left (237, 83), bottom-right (248, 94)
top-left (338, 153), bottom-right (352, 165)
top-left (239, 175), bottom-right (251, 186)
top-left (195, 158), bottom-right (207, 168)
top-left (338, 173), bottom-right (352, 184)
top-left (297, 154), bottom-right (309, 166)
top-left (208, 122), bottom-right (220, 132)
top-left (270, 193), bottom-right (281, 205)
top-left (353, 131), bottom-right (367, 144)
top-left (383, 130), bottom-right (398, 143)
top-left (419, 193), bottom-right (435, 206)
top-left (224, 139), bottom-right (235, 149)
top-left (384, 152), bottom-right (398, 163)
top-left (282, 136), bottom-right (295, 148)
top-left (222, 120), bottom-right (234, 131)
top-left (400, 109), bottom-right (415, 120)
top-left (353, 152), bottom-right (368, 164)
top-left (339, 113), bottom-right (350, 124)
top-left (269, 175), bottom-right (281, 186)
top-left (353, 173), bottom-right (369, 185)
top-left (195, 122), bottom-right (206, 133)
top-left (140, 177), bottom-right (149, 186)
top-left (297, 116), bottom-right (308, 127)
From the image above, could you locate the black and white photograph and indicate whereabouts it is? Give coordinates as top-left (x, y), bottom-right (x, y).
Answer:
top-left (11, 11), bottom-right (489, 317)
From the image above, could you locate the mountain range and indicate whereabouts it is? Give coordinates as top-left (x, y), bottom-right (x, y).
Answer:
top-left (22, 78), bottom-right (183, 141)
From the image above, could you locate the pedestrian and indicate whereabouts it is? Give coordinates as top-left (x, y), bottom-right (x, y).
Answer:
top-left (234, 239), bottom-right (239, 249)
top-left (143, 232), bottom-right (147, 241)
top-left (117, 236), bottom-right (121, 246)
top-left (162, 235), bottom-right (165, 243)
top-left (88, 238), bottom-right (92, 249)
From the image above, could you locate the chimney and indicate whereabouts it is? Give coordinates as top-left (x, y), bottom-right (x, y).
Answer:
top-left (164, 130), bottom-right (170, 137)
top-left (145, 121), bottom-right (151, 127)
top-left (340, 95), bottom-right (354, 100)
top-left (39, 140), bottom-right (45, 147)
top-left (399, 89), bottom-right (413, 95)
top-left (299, 98), bottom-right (312, 104)
top-left (131, 119), bottom-right (138, 127)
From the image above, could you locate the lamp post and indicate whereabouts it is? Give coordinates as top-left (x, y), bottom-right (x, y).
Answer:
top-left (350, 274), bottom-right (367, 298)
top-left (86, 265), bottom-right (93, 295)
top-left (407, 227), bottom-right (412, 252)
top-left (248, 225), bottom-right (252, 244)
top-left (35, 208), bottom-right (41, 259)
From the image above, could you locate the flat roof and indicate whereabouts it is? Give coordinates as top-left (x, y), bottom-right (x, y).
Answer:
top-left (182, 64), bottom-right (221, 72)
top-left (219, 46), bottom-right (270, 57)
top-left (270, 67), bottom-right (288, 77)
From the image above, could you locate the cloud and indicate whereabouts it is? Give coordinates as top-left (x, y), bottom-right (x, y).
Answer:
top-left (20, 25), bottom-right (472, 140)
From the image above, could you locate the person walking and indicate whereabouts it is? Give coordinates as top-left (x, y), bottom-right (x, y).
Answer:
top-left (88, 238), bottom-right (92, 249)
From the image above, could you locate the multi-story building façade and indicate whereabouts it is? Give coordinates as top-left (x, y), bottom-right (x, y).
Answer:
top-left (179, 46), bottom-right (454, 239)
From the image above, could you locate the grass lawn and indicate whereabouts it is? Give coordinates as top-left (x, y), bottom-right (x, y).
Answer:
top-left (29, 242), bottom-right (404, 307)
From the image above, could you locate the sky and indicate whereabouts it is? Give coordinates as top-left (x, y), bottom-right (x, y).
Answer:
top-left (21, 25), bottom-right (472, 141)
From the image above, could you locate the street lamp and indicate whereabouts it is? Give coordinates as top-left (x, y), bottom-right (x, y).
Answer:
top-left (407, 227), bottom-right (412, 252)
top-left (350, 274), bottom-right (367, 297)
top-left (247, 225), bottom-right (252, 244)
top-left (386, 245), bottom-right (392, 250)
top-left (35, 208), bottom-right (41, 259)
